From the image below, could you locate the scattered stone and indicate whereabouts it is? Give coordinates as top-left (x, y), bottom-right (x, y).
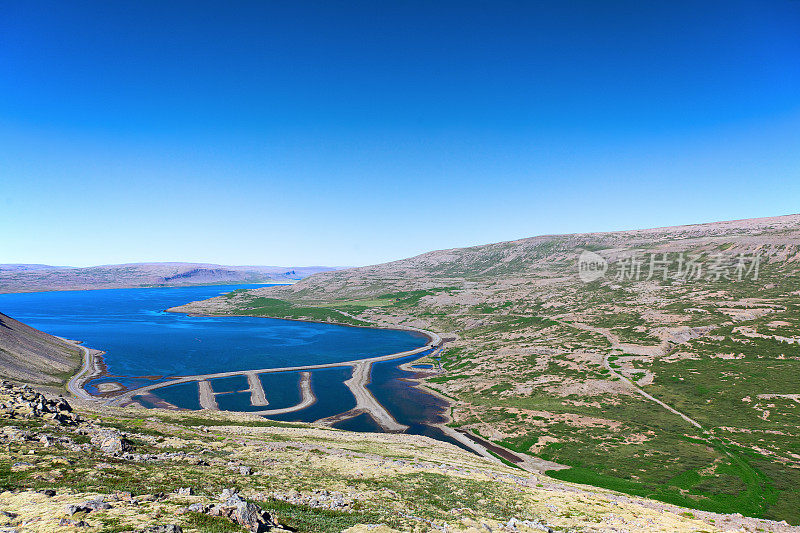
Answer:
top-left (135, 492), bottom-right (166, 504)
top-left (38, 489), bottom-right (56, 497)
top-left (269, 489), bottom-right (353, 511)
top-left (54, 398), bottom-right (73, 412)
top-left (109, 491), bottom-right (134, 502)
top-left (2, 427), bottom-right (31, 443)
top-left (502, 517), bottom-right (553, 533)
top-left (137, 525), bottom-right (183, 533)
top-left (59, 517), bottom-right (89, 527)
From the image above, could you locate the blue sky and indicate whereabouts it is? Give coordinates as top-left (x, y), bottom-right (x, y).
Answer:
top-left (2, 1), bottom-right (799, 267)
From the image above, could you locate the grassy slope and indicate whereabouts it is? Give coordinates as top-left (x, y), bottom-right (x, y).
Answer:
top-left (0, 401), bottom-right (757, 533)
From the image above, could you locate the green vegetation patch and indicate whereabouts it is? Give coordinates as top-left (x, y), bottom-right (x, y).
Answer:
top-left (231, 297), bottom-right (371, 326)
top-left (259, 499), bottom-right (391, 533)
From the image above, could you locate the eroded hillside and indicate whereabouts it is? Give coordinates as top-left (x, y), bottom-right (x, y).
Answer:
top-left (0, 312), bottom-right (82, 389)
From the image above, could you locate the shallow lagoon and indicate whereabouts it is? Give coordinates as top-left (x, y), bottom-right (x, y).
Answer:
top-left (0, 285), bottom-right (459, 446)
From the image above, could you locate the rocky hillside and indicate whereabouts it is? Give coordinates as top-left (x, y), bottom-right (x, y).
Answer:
top-left (252, 214), bottom-right (800, 298)
top-left (0, 263), bottom-right (336, 294)
top-left (1, 380), bottom-right (794, 533)
top-left (175, 214), bottom-right (800, 525)
top-left (0, 312), bottom-right (82, 387)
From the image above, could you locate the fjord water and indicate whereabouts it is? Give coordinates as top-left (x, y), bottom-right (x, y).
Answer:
top-left (0, 285), bottom-right (428, 383)
top-left (0, 285), bottom-right (462, 448)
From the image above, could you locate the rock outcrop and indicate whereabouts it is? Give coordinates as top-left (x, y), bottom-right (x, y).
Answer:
top-left (205, 490), bottom-right (286, 532)
top-left (0, 380), bottom-right (81, 424)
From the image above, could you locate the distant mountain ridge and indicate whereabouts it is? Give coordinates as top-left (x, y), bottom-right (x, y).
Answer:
top-left (0, 264), bottom-right (70, 271)
top-left (0, 262), bottom-right (336, 293)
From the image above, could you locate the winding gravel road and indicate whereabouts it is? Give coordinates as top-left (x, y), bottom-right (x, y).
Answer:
top-left (557, 319), bottom-right (704, 430)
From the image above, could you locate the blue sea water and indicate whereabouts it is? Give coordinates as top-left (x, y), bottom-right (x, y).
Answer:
top-left (266, 367), bottom-right (357, 422)
top-left (0, 285), bottom-right (428, 389)
top-left (208, 374), bottom-right (249, 393)
top-left (150, 381), bottom-right (202, 411)
top-left (213, 372), bottom-right (303, 412)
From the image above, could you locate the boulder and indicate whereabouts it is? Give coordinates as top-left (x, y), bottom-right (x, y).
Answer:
top-left (82, 498), bottom-right (113, 511)
top-left (65, 503), bottom-right (91, 516)
top-left (65, 499), bottom-right (112, 515)
top-left (209, 493), bottom-right (279, 532)
top-left (187, 502), bottom-right (211, 513)
top-left (90, 430), bottom-right (132, 455)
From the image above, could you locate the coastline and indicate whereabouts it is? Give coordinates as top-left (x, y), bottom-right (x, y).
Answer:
top-left (66, 306), bottom-right (438, 401)
top-left (62, 308), bottom-right (562, 471)
top-left (92, 305), bottom-right (440, 405)
top-left (0, 280), bottom-right (295, 296)
top-left (64, 301), bottom-right (526, 465)
top-left (64, 305), bottom-right (492, 453)
top-left (413, 376), bottom-right (568, 473)
top-left (398, 348), bottom-right (569, 473)
top-left (65, 340), bottom-right (106, 400)
top-left (63, 304), bottom-right (528, 467)
top-left (106, 332), bottom-right (439, 406)
top-left (396, 355), bottom-right (506, 466)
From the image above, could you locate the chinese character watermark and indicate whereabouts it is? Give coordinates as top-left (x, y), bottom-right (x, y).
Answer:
top-left (577, 251), bottom-right (760, 283)
top-left (578, 250), bottom-right (608, 282)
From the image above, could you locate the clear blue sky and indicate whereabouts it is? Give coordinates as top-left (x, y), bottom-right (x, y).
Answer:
top-left (2, 1), bottom-right (799, 267)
